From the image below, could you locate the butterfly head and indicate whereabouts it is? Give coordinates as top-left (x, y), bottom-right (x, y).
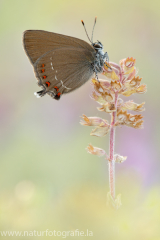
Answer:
top-left (92, 41), bottom-right (103, 52)
top-left (81, 19), bottom-right (104, 54)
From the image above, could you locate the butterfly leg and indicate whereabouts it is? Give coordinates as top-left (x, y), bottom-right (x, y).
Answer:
top-left (95, 71), bottom-right (100, 83)
top-left (104, 52), bottom-right (109, 62)
top-left (104, 62), bottom-right (112, 70)
top-left (104, 52), bottom-right (112, 70)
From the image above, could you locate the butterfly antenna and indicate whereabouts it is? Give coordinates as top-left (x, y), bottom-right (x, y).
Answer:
top-left (91, 16), bottom-right (97, 43)
top-left (81, 20), bottom-right (92, 44)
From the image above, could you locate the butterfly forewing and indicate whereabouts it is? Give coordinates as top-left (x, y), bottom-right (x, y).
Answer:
top-left (34, 47), bottom-right (95, 98)
top-left (23, 30), bottom-right (94, 65)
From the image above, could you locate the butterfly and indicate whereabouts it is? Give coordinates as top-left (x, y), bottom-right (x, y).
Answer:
top-left (23, 18), bottom-right (109, 100)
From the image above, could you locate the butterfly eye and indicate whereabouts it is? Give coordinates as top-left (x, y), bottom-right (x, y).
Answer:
top-left (93, 43), bottom-right (102, 49)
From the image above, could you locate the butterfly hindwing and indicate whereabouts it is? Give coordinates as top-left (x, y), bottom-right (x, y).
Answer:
top-left (34, 47), bottom-right (95, 99)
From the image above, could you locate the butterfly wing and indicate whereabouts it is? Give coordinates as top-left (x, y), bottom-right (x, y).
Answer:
top-left (33, 47), bottom-right (95, 99)
top-left (23, 30), bottom-right (94, 65)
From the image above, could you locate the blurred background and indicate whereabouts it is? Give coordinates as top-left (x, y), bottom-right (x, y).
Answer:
top-left (0, 0), bottom-right (160, 239)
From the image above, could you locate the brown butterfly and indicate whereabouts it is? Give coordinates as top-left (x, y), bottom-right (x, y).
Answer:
top-left (23, 18), bottom-right (109, 100)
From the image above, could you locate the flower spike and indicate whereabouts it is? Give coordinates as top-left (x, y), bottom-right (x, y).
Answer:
top-left (80, 56), bottom-right (146, 208)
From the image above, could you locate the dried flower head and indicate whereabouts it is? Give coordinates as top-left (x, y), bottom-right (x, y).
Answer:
top-left (80, 114), bottom-right (109, 127)
top-left (86, 144), bottom-right (106, 157)
top-left (114, 154), bottom-right (127, 163)
top-left (119, 101), bottom-right (145, 112)
top-left (90, 125), bottom-right (110, 137)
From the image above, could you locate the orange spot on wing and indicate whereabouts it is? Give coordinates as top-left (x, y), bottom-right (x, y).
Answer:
top-left (57, 92), bottom-right (61, 97)
top-left (41, 69), bottom-right (45, 73)
top-left (42, 64), bottom-right (45, 67)
top-left (54, 86), bottom-right (59, 91)
top-left (45, 81), bottom-right (51, 87)
top-left (43, 75), bottom-right (47, 79)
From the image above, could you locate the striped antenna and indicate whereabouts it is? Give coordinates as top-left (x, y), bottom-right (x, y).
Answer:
top-left (91, 16), bottom-right (97, 43)
top-left (81, 20), bottom-right (92, 43)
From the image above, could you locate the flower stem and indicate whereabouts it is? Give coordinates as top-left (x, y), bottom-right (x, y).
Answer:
top-left (109, 92), bottom-right (118, 199)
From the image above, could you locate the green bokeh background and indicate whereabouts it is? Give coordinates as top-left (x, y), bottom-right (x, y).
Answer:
top-left (0, 0), bottom-right (160, 239)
